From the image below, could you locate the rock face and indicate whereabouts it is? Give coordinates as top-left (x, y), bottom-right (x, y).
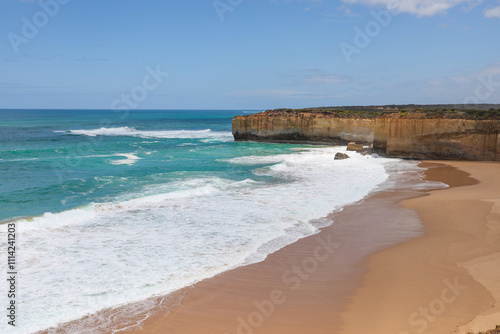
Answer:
top-left (232, 112), bottom-right (375, 144)
top-left (373, 115), bottom-right (500, 160)
top-left (232, 112), bottom-right (500, 161)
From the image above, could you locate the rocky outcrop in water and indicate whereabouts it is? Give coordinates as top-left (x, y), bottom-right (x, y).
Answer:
top-left (334, 152), bottom-right (350, 160)
top-left (347, 142), bottom-right (364, 151)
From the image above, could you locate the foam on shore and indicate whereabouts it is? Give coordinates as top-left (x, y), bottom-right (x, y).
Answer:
top-left (0, 147), bottom-right (427, 334)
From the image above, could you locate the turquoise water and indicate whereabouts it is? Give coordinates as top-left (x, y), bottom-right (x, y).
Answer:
top-left (0, 110), bottom-right (294, 222)
top-left (0, 109), bottom-right (408, 333)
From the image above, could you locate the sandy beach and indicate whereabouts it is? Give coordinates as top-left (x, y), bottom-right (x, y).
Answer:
top-left (341, 161), bottom-right (500, 334)
top-left (2, 1), bottom-right (499, 332)
top-left (45, 160), bottom-right (499, 334)
top-left (120, 161), bottom-right (499, 334)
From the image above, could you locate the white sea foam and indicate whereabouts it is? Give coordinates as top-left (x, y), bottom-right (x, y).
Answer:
top-left (0, 147), bottom-right (426, 334)
top-left (56, 127), bottom-right (232, 139)
top-left (0, 157), bottom-right (39, 162)
top-left (109, 153), bottom-right (142, 165)
top-left (0, 205), bottom-right (97, 232)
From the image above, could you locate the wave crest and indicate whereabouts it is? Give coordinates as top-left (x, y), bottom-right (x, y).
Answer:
top-left (56, 127), bottom-right (233, 139)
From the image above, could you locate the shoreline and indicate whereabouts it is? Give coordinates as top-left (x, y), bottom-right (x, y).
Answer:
top-left (43, 160), bottom-right (500, 334)
top-left (119, 162), bottom-right (435, 334)
top-left (128, 161), bottom-right (499, 334)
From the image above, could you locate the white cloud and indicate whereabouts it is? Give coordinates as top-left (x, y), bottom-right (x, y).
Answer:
top-left (462, 0), bottom-right (483, 12)
top-left (225, 89), bottom-right (347, 99)
top-left (438, 62), bottom-right (500, 86)
top-left (484, 6), bottom-right (500, 18)
top-left (396, 62), bottom-right (500, 103)
top-left (302, 74), bottom-right (347, 85)
top-left (282, 69), bottom-right (349, 87)
top-left (226, 89), bottom-right (306, 98)
top-left (342, 0), bottom-right (481, 16)
top-left (477, 62), bottom-right (500, 77)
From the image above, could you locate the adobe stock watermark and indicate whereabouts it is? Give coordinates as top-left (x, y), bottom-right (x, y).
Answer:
top-left (463, 73), bottom-right (500, 108)
top-left (213, 0), bottom-right (244, 21)
top-left (398, 277), bottom-right (467, 334)
top-left (340, 9), bottom-right (394, 64)
top-left (49, 64), bottom-right (168, 183)
top-left (226, 234), bottom-right (340, 334)
top-left (7, 0), bottom-right (70, 54)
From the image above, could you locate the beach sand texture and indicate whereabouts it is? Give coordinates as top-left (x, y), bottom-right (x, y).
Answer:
top-left (123, 161), bottom-right (499, 334)
top-left (341, 162), bottom-right (500, 334)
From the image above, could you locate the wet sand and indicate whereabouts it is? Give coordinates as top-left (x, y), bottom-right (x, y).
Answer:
top-left (120, 164), bottom-right (428, 333)
top-left (127, 188), bottom-right (426, 334)
top-left (49, 161), bottom-right (500, 334)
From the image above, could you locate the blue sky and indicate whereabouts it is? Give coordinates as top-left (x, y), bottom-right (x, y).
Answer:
top-left (1, 0), bottom-right (499, 109)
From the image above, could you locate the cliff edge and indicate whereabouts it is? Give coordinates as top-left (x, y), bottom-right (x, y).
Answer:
top-left (232, 106), bottom-right (500, 161)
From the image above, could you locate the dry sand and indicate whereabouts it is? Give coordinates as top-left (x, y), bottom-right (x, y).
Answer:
top-left (52, 161), bottom-right (499, 334)
top-left (341, 161), bottom-right (500, 334)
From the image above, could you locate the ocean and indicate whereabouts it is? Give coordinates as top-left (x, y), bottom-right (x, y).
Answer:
top-left (0, 109), bottom-right (425, 333)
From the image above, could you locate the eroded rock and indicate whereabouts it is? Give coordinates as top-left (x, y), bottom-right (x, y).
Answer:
top-left (335, 152), bottom-right (350, 160)
top-left (347, 142), bottom-right (364, 151)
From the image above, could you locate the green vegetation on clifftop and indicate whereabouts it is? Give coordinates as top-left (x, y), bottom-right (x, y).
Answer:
top-left (264, 104), bottom-right (500, 120)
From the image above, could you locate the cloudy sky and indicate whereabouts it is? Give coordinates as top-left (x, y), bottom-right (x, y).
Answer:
top-left (1, 0), bottom-right (499, 109)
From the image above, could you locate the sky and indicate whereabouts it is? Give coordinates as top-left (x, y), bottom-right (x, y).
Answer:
top-left (0, 0), bottom-right (499, 110)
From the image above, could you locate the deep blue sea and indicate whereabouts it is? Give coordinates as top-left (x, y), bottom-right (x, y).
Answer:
top-left (0, 109), bottom-right (419, 333)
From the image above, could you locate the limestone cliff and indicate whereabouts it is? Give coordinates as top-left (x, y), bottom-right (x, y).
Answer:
top-left (232, 112), bottom-right (376, 144)
top-left (232, 109), bottom-right (500, 161)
